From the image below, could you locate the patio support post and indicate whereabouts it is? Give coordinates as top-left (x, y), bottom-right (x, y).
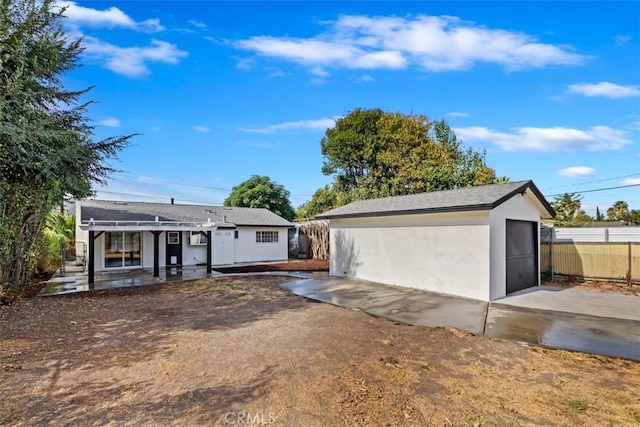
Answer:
top-left (87, 231), bottom-right (104, 285)
top-left (206, 230), bottom-right (212, 274)
top-left (88, 230), bottom-right (95, 284)
top-left (151, 231), bottom-right (162, 278)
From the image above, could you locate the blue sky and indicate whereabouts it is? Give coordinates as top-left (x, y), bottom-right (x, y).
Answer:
top-left (62, 1), bottom-right (639, 215)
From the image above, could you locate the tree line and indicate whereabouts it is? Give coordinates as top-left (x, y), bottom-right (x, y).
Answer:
top-left (551, 194), bottom-right (638, 227)
top-left (0, 0), bottom-right (132, 300)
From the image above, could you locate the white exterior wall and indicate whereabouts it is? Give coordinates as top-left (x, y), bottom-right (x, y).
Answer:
top-left (182, 235), bottom-right (208, 265)
top-left (489, 192), bottom-right (542, 300)
top-left (234, 227), bottom-right (289, 263)
top-left (75, 201), bottom-right (89, 263)
top-left (88, 227), bottom-right (288, 271)
top-left (141, 231), bottom-right (157, 268)
top-left (330, 211), bottom-right (492, 300)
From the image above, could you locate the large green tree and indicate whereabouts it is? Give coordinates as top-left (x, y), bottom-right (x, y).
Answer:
top-left (0, 0), bottom-right (132, 297)
top-left (224, 175), bottom-right (295, 221)
top-left (296, 185), bottom-right (350, 220)
top-left (298, 108), bottom-right (498, 218)
top-left (320, 108), bottom-right (496, 201)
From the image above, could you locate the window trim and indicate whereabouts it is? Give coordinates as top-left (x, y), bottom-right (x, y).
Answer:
top-left (255, 230), bottom-right (279, 243)
top-left (167, 231), bottom-right (180, 245)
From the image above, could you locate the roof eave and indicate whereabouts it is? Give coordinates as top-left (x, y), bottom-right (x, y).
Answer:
top-left (489, 180), bottom-right (555, 218)
top-left (317, 204), bottom-right (494, 220)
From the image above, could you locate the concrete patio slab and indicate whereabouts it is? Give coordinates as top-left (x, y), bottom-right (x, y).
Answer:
top-left (486, 286), bottom-right (640, 361)
top-left (485, 304), bottom-right (640, 361)
top-left (491, 286), bottom-right (640, 321)
top-left (280, 278), bottom-right (640, 361)
top-left (39, 263), bottom-right (316, 296)
top-left (280, 278), bottom-right (489, 335)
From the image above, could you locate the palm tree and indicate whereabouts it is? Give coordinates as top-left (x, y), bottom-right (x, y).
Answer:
top-left (607, 201), bottom-right (629, 221)
top-left (552, 193), bottom-right (582, 226)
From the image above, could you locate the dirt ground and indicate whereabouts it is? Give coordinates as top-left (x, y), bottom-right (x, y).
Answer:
top-left (1, 274), bottom-right (639, 426)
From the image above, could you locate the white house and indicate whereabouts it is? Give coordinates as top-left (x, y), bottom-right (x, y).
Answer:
top-left (316, 181), bottom-right (555, 301)
top-left (75, 200), bottom-right (293, 284)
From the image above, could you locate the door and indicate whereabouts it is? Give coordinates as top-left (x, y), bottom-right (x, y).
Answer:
top-left (506, 220), bottom-right (538, 294)
top-left (104, 232), bottom-right (141, 268)
top-left (166, 231), bottom-right (182, 266)
top-left (213, 230), bottom-right (235, 265)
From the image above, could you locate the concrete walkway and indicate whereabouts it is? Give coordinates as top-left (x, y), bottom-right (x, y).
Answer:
top-left (280, 278), bottom-right (488, 335)
top-left (280, 278), bottom-right (640, 361)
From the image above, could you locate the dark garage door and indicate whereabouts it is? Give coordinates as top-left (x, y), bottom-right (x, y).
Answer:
top-left (506, 220), bottom-right (538, 294)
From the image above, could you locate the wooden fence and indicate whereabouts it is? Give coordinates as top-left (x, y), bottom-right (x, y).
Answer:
top-left (541, 242), bottom-right (640, 283)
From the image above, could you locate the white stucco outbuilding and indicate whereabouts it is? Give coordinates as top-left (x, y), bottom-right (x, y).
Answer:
top-left (317, 181), bottom-right (555, 301)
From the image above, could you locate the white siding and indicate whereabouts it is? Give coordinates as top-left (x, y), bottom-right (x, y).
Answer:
top-left (330, 211), bottom-right (492, 300)
top-left (234, 227), bottom-right (289, 263)
top-left (489, 192), bottom-right (542, 300)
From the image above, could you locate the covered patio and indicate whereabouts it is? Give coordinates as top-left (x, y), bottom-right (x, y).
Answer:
top-left (80, 218), bottom-right (219, 285)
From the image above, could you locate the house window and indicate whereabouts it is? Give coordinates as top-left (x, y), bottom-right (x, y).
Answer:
top-left (234, 230), bottom-right (238, 239)
top-left (104, 232), bottom-right (141, 268)
top-left (189, 231), bottom-right (208, 245)
top-left (167, 232), bottom-right (180, 244)
top-left (256, 231), bottom-right (278, 243)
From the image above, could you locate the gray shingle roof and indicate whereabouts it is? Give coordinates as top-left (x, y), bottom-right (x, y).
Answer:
top-left (79, 200), bottom-right (293, 227)
top-left (316, 180), bottom-right (555, 219)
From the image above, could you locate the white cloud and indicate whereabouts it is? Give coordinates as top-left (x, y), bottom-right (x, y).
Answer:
top-left (98, 117), bottom-right (120, 127)
top-left (240, 118), bottom-right (336, 134)
top-left (455, 125), bottom-right (631, 152)
top-left (448, 112), bottom-right (469, 117)
top-left (615, 35), bottom-right (631, 46)
top-left (622, 178), bottom-right (640, 185)
top-left (57, 1), bottom-right (164, 32)
top-left (236, 57), bottom-right (255, 71)
top-left (234, 14), bottom-right (588, 73)
top-left (193, 126), bottom-right (211, 133)
top-left (266, 68), bottom-right (287, 78)
top-left (83, 37), bottom-right (188, 77)
top-left (189, 20), bottom-right (207, 29)
top-left (566, 82), bottom-right (640, 99)
top-left (235, 140), bottom-right (280, 149)
top-left (557, 166), bottom-right (596, 178)
top-left (356, 74), bottom-right (376, 83)
top-left (310, 67), bottom-right (329, 77)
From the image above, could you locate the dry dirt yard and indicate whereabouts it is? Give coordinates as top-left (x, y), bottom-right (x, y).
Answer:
top-left (1, 275), bottom-right (639, 426)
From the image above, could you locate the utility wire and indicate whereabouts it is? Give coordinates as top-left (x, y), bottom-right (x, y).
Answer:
top-left (114, 173), bottom-right (231, 192)
top-left (544, 183), bottom-right (640, 197)
top-left (542, 172), bottom-right (640, 190)
top-left (94, 190), bottom-right (224, 206)
top-left (113, 173), bottom-right (315, 197)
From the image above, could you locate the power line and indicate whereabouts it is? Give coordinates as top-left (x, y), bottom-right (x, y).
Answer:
top-left (544, 183), bottom-right (640, 198)
top-left (113, 173), bottom-right (315, 197)
top-left (114, 173), bottom-right (231, 192)
top-left (94, 190), bottom-right (224, 206)
top-left (542, 173), bottom-right (640, 190)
